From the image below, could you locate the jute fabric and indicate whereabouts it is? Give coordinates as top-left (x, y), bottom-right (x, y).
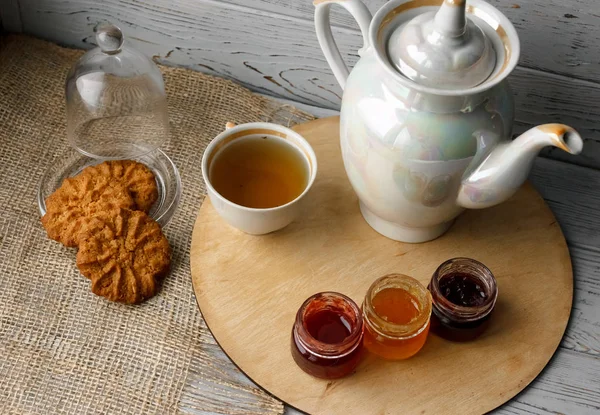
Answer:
top-left (0, 35), bottom-right (314, 414)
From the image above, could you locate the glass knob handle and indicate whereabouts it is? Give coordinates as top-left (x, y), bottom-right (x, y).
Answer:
top-left (95, 23), bottom-right (124, 54)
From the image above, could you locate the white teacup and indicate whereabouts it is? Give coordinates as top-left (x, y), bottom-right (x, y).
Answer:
top-left (201, 122), bottom-right (317, 235)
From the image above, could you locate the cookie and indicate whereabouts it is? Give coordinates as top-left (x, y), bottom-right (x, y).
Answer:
top-left (76, 208), bottom-right (171, 304)
top-left (83, 160), bottom-right (158, 212)
top-left (41, 174), bottom-right (135, 247)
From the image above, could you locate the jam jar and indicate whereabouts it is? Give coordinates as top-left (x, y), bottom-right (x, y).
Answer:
top-left (291, 292), bottom-right (363, 379)
top-left (428, 258), bottom-right (498, 342)
top-left (362, 274), bottom-right (432, 360)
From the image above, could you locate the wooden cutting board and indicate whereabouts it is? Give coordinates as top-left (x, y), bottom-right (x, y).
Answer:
top-left (190, 116), bottom-right (573, 415)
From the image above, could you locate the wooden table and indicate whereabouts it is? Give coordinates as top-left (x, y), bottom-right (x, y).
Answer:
top-left (4, 0), bottom-right (599, 413)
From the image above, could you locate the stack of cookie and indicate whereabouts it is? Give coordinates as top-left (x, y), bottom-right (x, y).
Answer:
top-left (41, 160), bottom-right (171, 304)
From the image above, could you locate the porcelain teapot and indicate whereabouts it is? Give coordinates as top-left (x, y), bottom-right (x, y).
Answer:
top-left (314, 0), bottom-right (583, 243)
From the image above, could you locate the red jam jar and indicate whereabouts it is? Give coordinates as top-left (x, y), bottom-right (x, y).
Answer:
top-left (291, 292), bottom-right (364, 379)
top-left (428, 258), bottom-right (498, 342)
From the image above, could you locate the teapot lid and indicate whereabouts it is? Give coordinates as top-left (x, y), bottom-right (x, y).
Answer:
top-left (387, 0), bottom-right (496, 89)
top-left (65, 23), bottom-right (169, 159)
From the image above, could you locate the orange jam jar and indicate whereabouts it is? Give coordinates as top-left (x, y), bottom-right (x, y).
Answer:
top-left (362, 274), bottom-right (432, 360)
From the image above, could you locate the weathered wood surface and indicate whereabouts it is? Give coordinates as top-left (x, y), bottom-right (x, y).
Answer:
top-left (218, 0), bottom-right (600, 84)
top-left (0, 0), bottom-right (22, 32)
top-left (5, 0), bottom-right (600, 168)
top-left (2, 0), bottom-right (599, 412)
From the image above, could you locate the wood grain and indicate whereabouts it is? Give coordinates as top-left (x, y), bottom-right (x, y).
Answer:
top-left (562, 245), bottom-right (600, 357)
top-left (190, 117), bottom-right (573, 415)
top-left (219, 0), bottom-right (600, 84)
top-left (10, 0), bottom-right (600, 168)
top-left (0, 0), bottom-right (22, 32)
top-left (493, 349), bottom-right (600, 414)
top-left (530, 157), bottom-right (600, 247)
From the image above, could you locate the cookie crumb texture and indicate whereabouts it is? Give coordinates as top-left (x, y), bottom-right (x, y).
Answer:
top-left (85, 160), bottom-right (159, 212)
top-left (41, 175), bottom-right (135, 247)
top-left (76, 209), bottom-right (171, 304)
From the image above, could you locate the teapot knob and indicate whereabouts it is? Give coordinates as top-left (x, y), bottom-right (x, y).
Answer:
top-left (434, 0), bottom-right (467, 37)
top-left (387, 0), bottom-right (496, 89)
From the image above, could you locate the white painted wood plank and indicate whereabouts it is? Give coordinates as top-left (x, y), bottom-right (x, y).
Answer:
top-left (258, 93), bottom-right (339, 119)
top-left (511, 69), bottom-right (600, 169)
top-left (562, 244), bottom-right (600, 357)
top-left (494, 350), bottom-right (600, 414)
top-left (530, 157), bottom-right (600, 248)
top-left (0, 0), bottom-right (22, 32)
top-left (219, 0), bottom-right (600, 84)
top-left (16, 0), bottom-right (600, 168)
top-left (181, 333), bottom-right (285, 415)
top-left (18, 0), bottom-right (360, 107)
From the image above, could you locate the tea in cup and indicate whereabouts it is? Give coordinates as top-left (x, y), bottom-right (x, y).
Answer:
top-left (201, 122), bottom-right (317, 234)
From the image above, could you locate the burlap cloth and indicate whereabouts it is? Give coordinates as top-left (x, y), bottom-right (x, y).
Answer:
top-left (0, 35), bottom-right (314, 414)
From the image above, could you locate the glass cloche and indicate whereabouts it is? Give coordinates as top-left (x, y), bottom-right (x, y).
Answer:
top-left (38, 23), bottom-right (181, 226)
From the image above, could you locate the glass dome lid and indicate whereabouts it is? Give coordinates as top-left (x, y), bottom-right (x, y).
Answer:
top-left (66, 23), bottom-right (169, 159)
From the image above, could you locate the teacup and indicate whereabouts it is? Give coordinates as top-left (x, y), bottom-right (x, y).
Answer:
top-left (201, 122), bottom-right (317, 234)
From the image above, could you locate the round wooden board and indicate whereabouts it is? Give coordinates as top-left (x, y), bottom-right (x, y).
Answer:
top-left (190, 117), bottom-right (573, 415)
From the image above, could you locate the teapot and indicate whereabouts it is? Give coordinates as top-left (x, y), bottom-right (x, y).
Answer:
top-left (314, 0), bottom-right (583, 243)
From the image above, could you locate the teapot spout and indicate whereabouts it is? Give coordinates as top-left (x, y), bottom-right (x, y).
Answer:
top-left (457, 124), bottom-right (583, 209)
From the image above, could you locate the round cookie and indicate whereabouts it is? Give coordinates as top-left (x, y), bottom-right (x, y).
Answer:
top-left (76, 208), bottom-right (171, 304)
top-left (84, 160), bottom-right (158, 212)
top-left (41, 174), bottom-right (135, 247)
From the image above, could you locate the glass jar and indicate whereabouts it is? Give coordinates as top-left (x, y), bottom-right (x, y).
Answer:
top-left (37, 23), bottom-right (181, 227)
top-left (362, 274), bottom-right (432, 360)
top-left (428, 257), bottom-right (498, 342)
top-left (291, 292), bottom-right (363, 379)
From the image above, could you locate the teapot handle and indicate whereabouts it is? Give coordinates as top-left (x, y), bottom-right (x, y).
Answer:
top-left (314, 0), bottom-right (372, 90)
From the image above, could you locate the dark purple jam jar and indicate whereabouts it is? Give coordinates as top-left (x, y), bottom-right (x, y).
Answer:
top-left (428, 258), bottom-right (498, 342)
